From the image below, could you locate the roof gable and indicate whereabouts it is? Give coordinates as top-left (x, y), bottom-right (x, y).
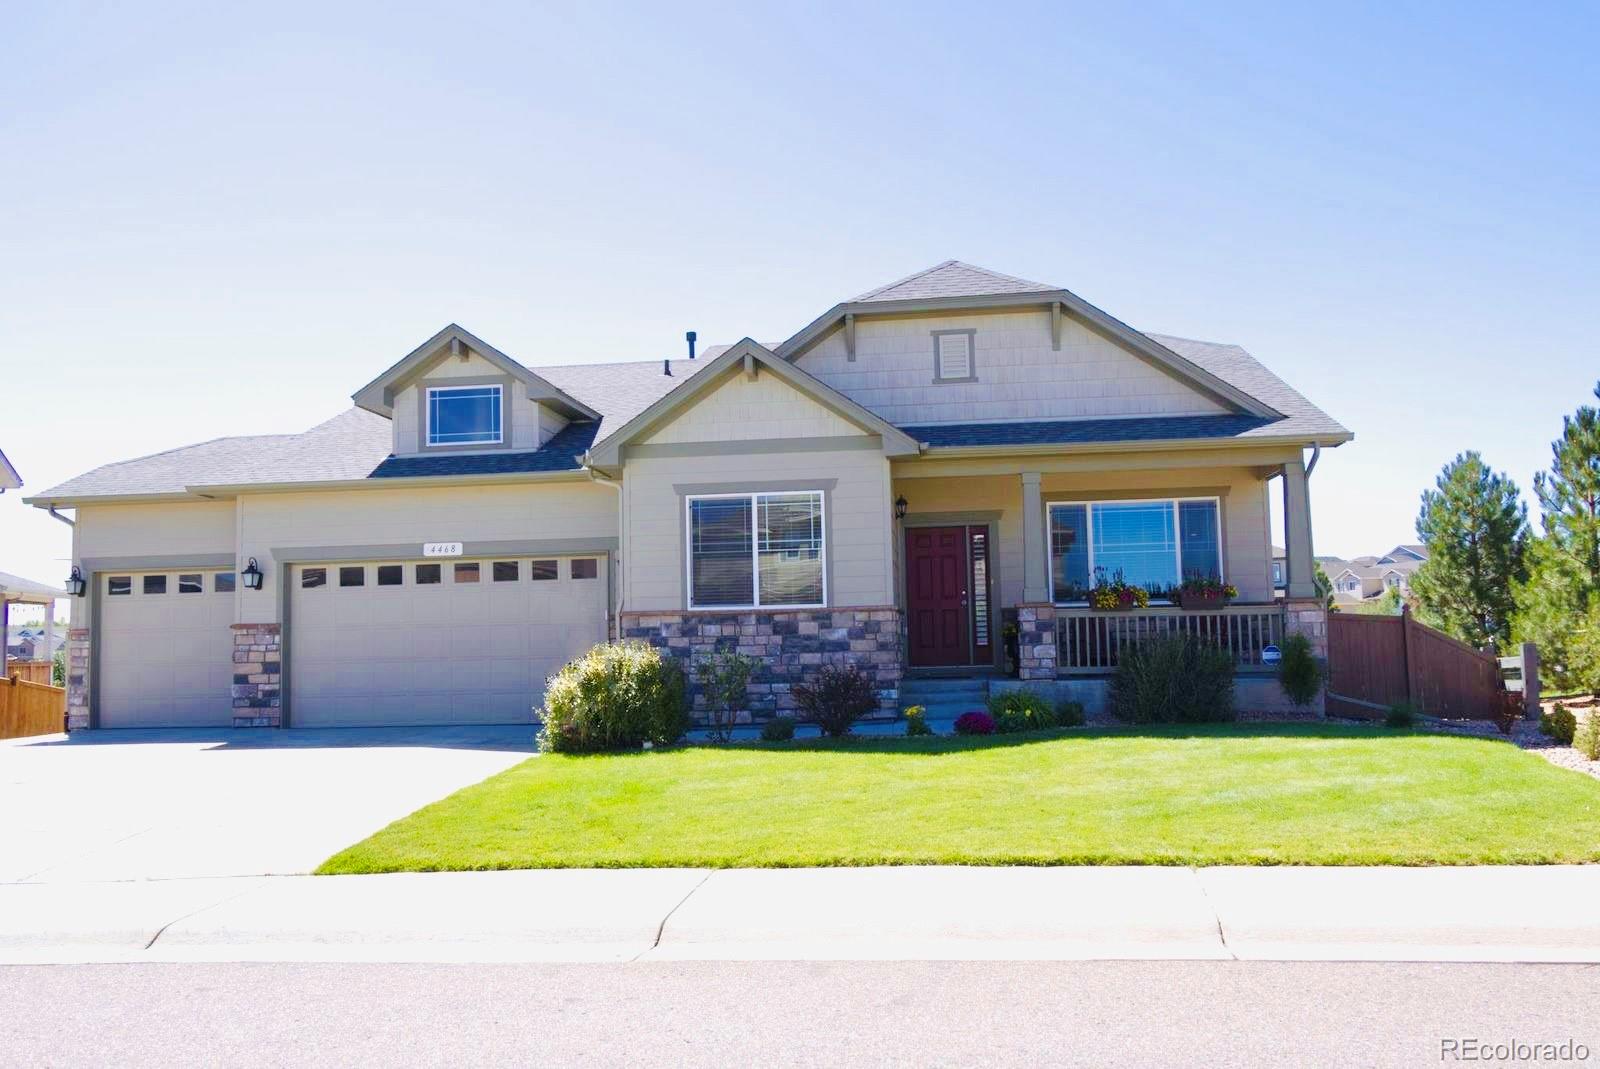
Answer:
top-left (585, 339), bottom-right (921, 468)
top-left (852, 260), bottom-right (1058, 302)
top-left (0, 448), bottom-right (19, 490)
top-left (352, 324), bottom-right (598, 422)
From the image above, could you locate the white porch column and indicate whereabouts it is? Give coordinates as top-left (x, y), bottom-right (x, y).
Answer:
top-left (1283, 455), bottom-right (1316, 599)
top-left (1021, 471), bottom-right (1048, 603)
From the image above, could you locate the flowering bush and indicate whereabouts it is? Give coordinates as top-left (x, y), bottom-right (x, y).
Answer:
top-left (1178, 576), bottom-right (1238, 600)
top-left (954, 711), bottom-right (995, 735)
top-left (1089, 581), bottom-right (1150, 611)
top-left (904, 705), bottom-right (934, 737)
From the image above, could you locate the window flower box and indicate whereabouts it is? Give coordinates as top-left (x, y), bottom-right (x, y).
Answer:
top-left (1176, 578), bottom-right (1238, 611)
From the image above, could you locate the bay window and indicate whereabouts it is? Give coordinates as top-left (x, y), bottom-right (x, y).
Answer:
top-left (1048, 497), bottom-right (1223, 602)
top-left (687, 491), bottom-right (826, 609)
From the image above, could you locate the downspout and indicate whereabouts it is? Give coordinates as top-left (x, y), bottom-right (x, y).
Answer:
top-left (1304, 441), bottom-right (1322, 479)
top-left (47, 506), bottom-right (76, 528)
top-left (585, 462), bottom-right (625, 640)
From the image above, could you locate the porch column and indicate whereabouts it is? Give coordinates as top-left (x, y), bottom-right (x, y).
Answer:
top-left (1021, 471), bottom-right (1047, 603)
top-left (1283, 455), bottom-right (1316, 599)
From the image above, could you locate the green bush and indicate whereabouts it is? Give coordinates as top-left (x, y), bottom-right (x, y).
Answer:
top-left (1385, 702), bottom-right (1418, 729)
top-left (539, 641), bottom-right (688, 753)
top-left (903, 705), bottom-right (934, 737)
top-left (760, 716), bottom-right (796, 742)
top-left (1541, 704), bottom-right (1577, 744)
top-left (987, 689), bottom-right (1059, 733)
top-left (1056, 699), bottom-right (1087, 727)
top-left (1277, 633), bottom-right (1322, 707)
top-left (696, 650), bottom-right (759, 744)
top-left (793, 663), bottom-right (878, 737)
top-left (1574, 711), bottom-right (1600, 761)
top-left (1109, 634), bottom-right (1236, 724)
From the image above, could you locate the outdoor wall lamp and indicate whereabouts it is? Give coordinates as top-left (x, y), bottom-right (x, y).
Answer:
top-left (65, 566), bottom-right (87, 598)
top-left (894, 495), bottom-right (908, 520)
top-left (241, 558), bottom-right (265, 591)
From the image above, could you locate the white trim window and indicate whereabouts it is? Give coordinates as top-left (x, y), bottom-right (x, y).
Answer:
top-left (1047, 497), bottom-right (1223, 603)
top-left (426, 384), bottom-right (503, 446)
top-left (686, 491), bottom-right (826, 609)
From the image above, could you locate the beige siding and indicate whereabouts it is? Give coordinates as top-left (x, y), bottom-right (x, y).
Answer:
top-left (70, 500), bottom-right (238, 631)
top-left (642, 368), bottom-right (860, 444)
top-left (798, 309), bottom-right (1229, 426)
top-left (623, 448), bottom-right (894, 611)
top-left (537, 404), bottom-right (569, 446)
top-left (236, 480), bottom-right (618, 623)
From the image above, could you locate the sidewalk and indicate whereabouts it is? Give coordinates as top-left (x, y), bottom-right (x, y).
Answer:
top-left (4, 865), bottom-right (1599, 965)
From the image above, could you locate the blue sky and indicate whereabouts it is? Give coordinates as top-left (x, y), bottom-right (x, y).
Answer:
top-left (2, 1), bottom-right (1597, 605)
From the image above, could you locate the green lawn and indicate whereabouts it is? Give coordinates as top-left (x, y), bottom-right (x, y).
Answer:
top-left (318, 725), bottom-right (1600, 871)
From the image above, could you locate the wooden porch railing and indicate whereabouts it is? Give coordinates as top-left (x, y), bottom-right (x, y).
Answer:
top-left (1056, 603), bottom-right (1286, 675)
top-left (1, 672), bottom-right (67, 740)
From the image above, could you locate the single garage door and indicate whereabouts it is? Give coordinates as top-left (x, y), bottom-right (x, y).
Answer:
top-left (288, 555), bottom-right (608, 727)
top-left (98, 569), bottom-right (238, 728)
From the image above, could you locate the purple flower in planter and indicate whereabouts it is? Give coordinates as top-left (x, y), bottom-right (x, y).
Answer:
top-left (954, 711), bottom-right (995, 736)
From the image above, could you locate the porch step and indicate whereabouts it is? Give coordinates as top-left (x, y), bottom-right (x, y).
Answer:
top-left (899, 678), bottom-right (992, 717)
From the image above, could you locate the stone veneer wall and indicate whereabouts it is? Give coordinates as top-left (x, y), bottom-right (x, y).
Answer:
top-left (1282, 597), bottom-right (1328, 660)
top-left (1016, 603), bottom-right (1059, 681)
top-left (66, 628), bottom-right (90, 731)
top-left (622, 607), bottom-right (904, 724)
top-left (231, 623), bottom-right (282, 727)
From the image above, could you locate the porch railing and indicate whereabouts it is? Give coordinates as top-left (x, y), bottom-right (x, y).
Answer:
top-left (1056, 603), bottom-right (1286, 675)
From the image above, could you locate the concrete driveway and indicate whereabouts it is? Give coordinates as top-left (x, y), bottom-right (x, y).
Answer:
top-left (0, 728), bottom-right (535, 883)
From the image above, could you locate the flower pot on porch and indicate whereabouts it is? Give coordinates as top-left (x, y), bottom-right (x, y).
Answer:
top-left (1177, 591), bottom-right (1228, 611)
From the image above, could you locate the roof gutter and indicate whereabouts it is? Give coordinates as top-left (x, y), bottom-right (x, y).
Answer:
top-left (905, 432), bottom-right (1352, 461)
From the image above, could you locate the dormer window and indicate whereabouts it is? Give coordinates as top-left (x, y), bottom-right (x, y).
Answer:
top-left (426, 384), bottom-right (503, 447)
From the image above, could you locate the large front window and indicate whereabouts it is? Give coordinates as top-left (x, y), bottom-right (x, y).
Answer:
top-left (1048, 498), bottom-right (1223, 602)
top-left (687, 491), bottom-right (825, 609)
top-left (426, 384), bottom-right (503, 446)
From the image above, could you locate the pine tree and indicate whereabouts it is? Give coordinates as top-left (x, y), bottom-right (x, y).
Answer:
top-left (1409, 451), bottom-right (1528, 647)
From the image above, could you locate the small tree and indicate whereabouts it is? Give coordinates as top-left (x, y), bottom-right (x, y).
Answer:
top-left (695, 650), bottom-right (757, 743)
top-left (1314, 561), bottom-right (1336, 612)
top-left (1409, 451), bottom-right (1529, 647)
top-left (1277, 632), bottom-right (1322, 707)
top-left (793, 663), bottom-right (878, 737)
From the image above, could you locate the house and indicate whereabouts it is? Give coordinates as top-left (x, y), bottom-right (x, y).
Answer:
top-left (1325, 545), bottom-right (1428, 606)
top-left (0, 448), bottom-right (20, 492)
top-left (7, 626), bottom-right (67, 662)
top-left (0, 571), bottom-right (65, 677)
top-left (28, 260), bottom-right (1351, 730)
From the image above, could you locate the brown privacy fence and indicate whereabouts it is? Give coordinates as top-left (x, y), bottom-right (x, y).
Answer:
top-left (8, 661), bottom-right (54, 687)
top-left (1326, 608), bottom-right (1510, 720)
top-left (1, 672), bottom-right (66, 740)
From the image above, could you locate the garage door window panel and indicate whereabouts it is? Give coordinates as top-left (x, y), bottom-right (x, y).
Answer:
top-left (143, 575), bottom-right (167, 595)
top-left (301, 568), bottom-right (327, 589)
top-left (416, 563), bottom-right (441, 585)
top-left (493, 561), bottom-right (519, 582)
top-left (340, 566), bottom-right (365, 588)
top-left (529, 560), bottom-right (557, 581)
top-left (178, 574), bottom-right (203, 594)
top-left (108, 576), bottom-right (132, 596)
top-left (377, 565), bottom-right (403, 586)
top-left (571, 558), bottom-right (598, 580)
top-left (214, 572), bottom-right (236, 592)
top-left (454, 562), bottom-right (480, 583)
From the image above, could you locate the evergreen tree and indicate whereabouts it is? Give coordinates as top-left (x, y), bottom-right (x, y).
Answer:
top-left (1409, 451), bottom-right (1528, 647)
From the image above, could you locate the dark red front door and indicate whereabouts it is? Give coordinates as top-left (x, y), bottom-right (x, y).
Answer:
top-left (905, 526), bottom-right (970, 667)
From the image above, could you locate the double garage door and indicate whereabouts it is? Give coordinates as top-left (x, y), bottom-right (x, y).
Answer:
top-left (288, 555), bottom-right (608, 727)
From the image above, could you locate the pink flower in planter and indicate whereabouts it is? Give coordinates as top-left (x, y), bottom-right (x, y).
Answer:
top-left (954, 711), bottom-right (995, 735)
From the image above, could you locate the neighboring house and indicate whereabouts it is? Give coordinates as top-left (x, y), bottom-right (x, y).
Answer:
top-left (28, 260), bottom-right (1351, 731)
top-left (1271, 545), bottom-right (1286, 591)
top-left (0, 571), bottom-right (65, 677)
top-left (0, 448), bottom-right (20, 492)
top-left (6, 626), bottom-right (68, 662)
top-left (1325, 545), bottom-right (1429, 606)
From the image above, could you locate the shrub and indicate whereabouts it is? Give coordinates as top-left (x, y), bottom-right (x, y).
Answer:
top-left (696, 650), bottom-right (758, 744)
top-left (1108, 634), bottom-right (1236, 724)
top-left (1384, 702), bottom-right (1418, 729)
top-left (1541, 704), bottom-right (1577, 744)
top-left (1277, 633), bottom-right (1322, 707)
top-left (760, 716), bottom-right (796, 742)
top-left (987, 689), bottom-right (1058, 733)
top-left (1574, 710), bottom-right (1600, 761)
top-left (954, 711), bottom-right (994, 735)
top-left (793, 663), bottom-right (878, 737)
top-left (1056, 699), bottom-right (1087, 727)
top-left (1492, 690), bottom-right (1522, 736)
top-left (904, 705), bottom-right (934, 737)
top-left (539, 641), bottom-right (688, 753)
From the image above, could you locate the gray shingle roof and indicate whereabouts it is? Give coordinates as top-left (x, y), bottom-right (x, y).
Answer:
top-left (901, 415), bottom-right (1276, 448)
top-left (0, 570), bottom-right (65, 602)
top-left (852, 260), bottom-right (1058, 302)
top-left (1145, 334), bottom-right (1349, 441)
top-left (369, 421), bottom-right (601, 479)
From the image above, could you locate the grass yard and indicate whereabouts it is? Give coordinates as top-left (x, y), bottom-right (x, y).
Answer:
top-left (318, 724), bottom-right (1600, 872)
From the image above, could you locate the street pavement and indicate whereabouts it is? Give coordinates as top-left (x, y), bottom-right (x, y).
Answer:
top-left (4, 959), bottom-right (1597, 1067)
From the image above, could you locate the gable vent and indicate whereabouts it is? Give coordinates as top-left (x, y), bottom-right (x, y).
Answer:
top-left (935, 332), bottom-right (974, 381)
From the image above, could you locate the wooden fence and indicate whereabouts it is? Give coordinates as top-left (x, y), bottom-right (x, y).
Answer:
top-left (1, 672), bottom-right (67, 740)
top-left (1326, 607), bottom-right (1510, 720)
top-left (6, 661), bottom-right (55, 687)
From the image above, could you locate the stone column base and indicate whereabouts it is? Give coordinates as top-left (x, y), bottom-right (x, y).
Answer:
top-left (66, 628), bottom-right (90, 731)
top-left (1016, 603), bottom-right (1059, 681)
top-left (232, 623), bottom-right (283, 727)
